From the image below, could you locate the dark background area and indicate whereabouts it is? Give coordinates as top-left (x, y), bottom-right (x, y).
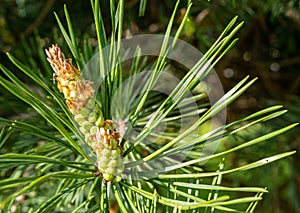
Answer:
top-left (0, 0), bottom-right (299, 212)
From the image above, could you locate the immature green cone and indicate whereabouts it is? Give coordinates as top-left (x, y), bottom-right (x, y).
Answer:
top-left (94, 120), bottom-right (124, 182)
top-left (46, 44), bottom-right (124, 182)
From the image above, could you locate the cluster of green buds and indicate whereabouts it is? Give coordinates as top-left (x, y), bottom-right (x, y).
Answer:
top-left (46, 44), bottom-right (124, 182)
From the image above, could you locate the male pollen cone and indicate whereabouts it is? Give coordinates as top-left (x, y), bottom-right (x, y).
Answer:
top-left (46, 44), bottom-right (94, 115)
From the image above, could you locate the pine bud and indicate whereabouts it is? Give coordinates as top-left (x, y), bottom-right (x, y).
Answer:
top-left (46, 44), bottom-right (124, 182)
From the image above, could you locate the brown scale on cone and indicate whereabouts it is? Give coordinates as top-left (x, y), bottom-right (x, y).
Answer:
top-left (46, 44), bottom-right (94, 115)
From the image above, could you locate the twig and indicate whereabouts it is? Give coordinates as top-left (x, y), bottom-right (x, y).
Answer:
top-left (22, 0), bottom-right (56, 36)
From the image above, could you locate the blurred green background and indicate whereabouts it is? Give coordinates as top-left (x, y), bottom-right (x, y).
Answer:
top-left (0, 0), bottom-right (299, 212)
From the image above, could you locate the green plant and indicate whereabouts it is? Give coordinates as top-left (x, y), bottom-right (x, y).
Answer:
top-left (0, 0), bottom-right (297, 212)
